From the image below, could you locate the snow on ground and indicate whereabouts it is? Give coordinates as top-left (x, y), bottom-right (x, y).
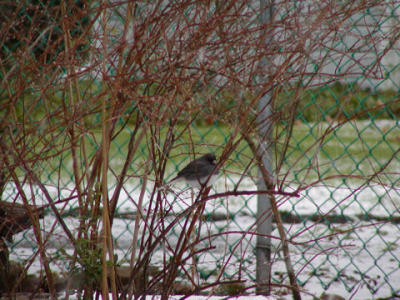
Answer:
top-left (6, 173), bottom-right (400, 299)
top-left (60, 295), bottom-right (277, 300)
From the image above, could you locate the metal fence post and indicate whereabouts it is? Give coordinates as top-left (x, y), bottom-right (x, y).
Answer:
top-left (256, 0), bottom-right (274, 295)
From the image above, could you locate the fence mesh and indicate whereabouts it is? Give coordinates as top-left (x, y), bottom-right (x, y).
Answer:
top-left (1, 0), bottom-right (400, 299)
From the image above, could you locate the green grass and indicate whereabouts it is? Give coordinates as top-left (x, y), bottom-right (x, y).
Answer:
top-left (3, 80), bottom-right (399, 187)
top-left (29, 119), bottom-right (400, 188)
top-left (278, 120), bottom-right (400, 185)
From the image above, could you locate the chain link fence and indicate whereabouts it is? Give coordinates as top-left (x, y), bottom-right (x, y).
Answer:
top-left (1, 1), bottom-right (400, 299)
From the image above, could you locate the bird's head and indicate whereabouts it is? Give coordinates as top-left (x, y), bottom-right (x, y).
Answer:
top-left (203, 153), bottom-right (217, 165)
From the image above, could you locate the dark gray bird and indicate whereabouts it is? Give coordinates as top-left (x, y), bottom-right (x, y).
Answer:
top-left (168, 153), bottom-right (219, 188)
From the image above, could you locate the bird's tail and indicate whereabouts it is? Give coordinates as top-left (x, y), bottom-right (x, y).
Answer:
top-left (156, 176), bottom-right (178, 192)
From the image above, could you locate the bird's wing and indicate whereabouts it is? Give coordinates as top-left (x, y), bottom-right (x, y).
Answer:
top-left (176, 157), bottom-right (202, 177)
top-left (177, 159), bottom-right (218, 180)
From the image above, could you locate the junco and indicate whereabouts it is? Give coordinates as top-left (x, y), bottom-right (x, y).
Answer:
top-left (168, 153), bottom-right (219, 188)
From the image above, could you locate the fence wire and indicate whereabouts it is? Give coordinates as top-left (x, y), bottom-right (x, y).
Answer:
top-left (1, 1), bottom-right (400, 299)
